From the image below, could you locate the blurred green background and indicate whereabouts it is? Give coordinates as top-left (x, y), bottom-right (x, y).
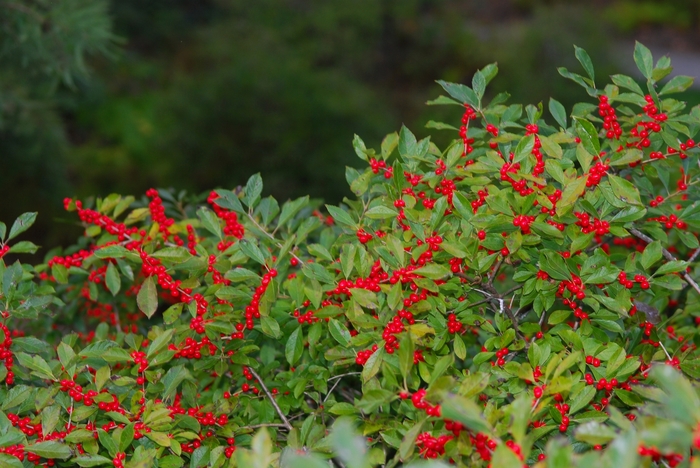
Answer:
top-left (2, 0), bottom-right (700, 251)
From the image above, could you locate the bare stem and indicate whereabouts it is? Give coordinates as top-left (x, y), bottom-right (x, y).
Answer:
top-left (244, 423), bottom-right (289, 430)
top-left (323, 372), bottom-right (361, 403)
top-left (630, 228), bottom-right (700, 297)
top-left (248, 367), bottom-right (293, 431)
top-left (246, 211), bottom-right (304, 265)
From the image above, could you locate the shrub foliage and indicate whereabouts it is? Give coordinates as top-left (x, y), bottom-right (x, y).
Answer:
top-left (1, 42), bottom-right (700, 468)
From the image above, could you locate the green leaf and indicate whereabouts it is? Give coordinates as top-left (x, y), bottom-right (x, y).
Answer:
top-left (93, 245), bottom-right (130, 259)
top-left (633, 41), bottom-right (653, 79)
top-left (26, 441), bottom-right (72, 460)
top-left (641, 240), bottom-right (663, 270)
top-left (399, 419), bottom-right (425, 460)
top-left (278, 196), bottom-right (310, 228)
top-left (150, 247), bottom-right (191, 263)
top-left (654, 260), bottom-right (687, 275)
top-left (398, 125), bottom-right (418, 158)
top-left (531, 221), bottom-right (564, 240)
top-left (325, 205), bottom-right (356, 228)
top-left (557, 176), bottom-right (587, 214)
top-left (0, 453), bottom-right (23, 468)
top-left (196, 207), bottom-right (222, 240)
top-left (147, 328), bottom-right (175, 360)
top-left (660, 75), bottom-right (694, 95)
top-left (398, 333), bottom-right (415, 380)
top-left (261, 316), bottom-right (281, 339)
top-left (568, 386), bottom-right (595, 415)
top-left (650, 365), bottom-right (700, 425)
top-left (491, 443), bottom-right (522, 468)
top-left (213, 189), bottom-right (245, 213)
top-left (41, 405), bottom-right (61, 437)
top-left (238, 239), bottom-right (267, 265)
top-left (441, 394), bottom-right (491, 434)
top-left (435, 80), bottom-right (479, 108)
top-left (607, 174), bottom-right (642, 206)
top-left (539, 135), bottom-right (563, 159)
top-left (574, 118), bottom-right (600, 155)
top-left (105, 263), bottom-right (121, 296)
top-left (574, 45), bottom-right (595, 82)
top-left (7, 241), bottom-right (38, 254)
top-left (286, 327), bottom-right (303, 366)
top-left (353, 134), bottom-right (368, 161)
top-left (540, 251), bottom-right (571, 281)
top-left (472, 70), bottom-right (486, 101)
top-left (73, 454), bottom-right (113, 467)
top-left (413, 263), bottom-right (451, 280)
top-left (381, 132), bottom-right (399, 159)
top-left (362, 349), bottom-right (383, 383)
top-left (512, 134), bottom-right (535, 164)
top-left (454, 334), bottom-right (466, 360)
top-left (548, 98), bottom-right (567, 129)
top-left (328, 419), bottom-right (368, 468)
top-left (366, 205), bottom-right (398, 219)
top-left (328, 319), bottom-right (351, 347)
top-left (611, 74), bottom-right (644, 95)
top-left (244, 173), bottom-right (263, 208)
top-left (8, 212), bottom-right (37, 241)
top-left (137, 276), bottom-right (158, 319)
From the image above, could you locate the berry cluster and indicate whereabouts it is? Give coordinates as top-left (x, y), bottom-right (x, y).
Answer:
top-left (146, 188), bottom-right (175, 239)
top-left (459, 104), bottom-right (477, 155)
top-left (447, 313), bottom-right (463, 334)
top-left (637, 445), bottom-right (683, 467)
top-left (410, 389), bottom-right (442, 417)
top-left (512, 214), bottom-right (535, 234)
top-left (355, 345), bottom-right (378, 365)
top-left (415, 432), bottom-right (453, 459)
top-left (0, 323), bottom-right (15, 384)
top-left (573, 212), bottom-right (610, 236)
top-left (207, 191), bottom-right (245, 248)
top-left (598, 95), bottom-right (621, 139)
top-left (369, 158), bottom-right (393, 178)
top-left (585, 161), bottom-right (609, 187)
top-left (617, 271), bottom-right (650, 290)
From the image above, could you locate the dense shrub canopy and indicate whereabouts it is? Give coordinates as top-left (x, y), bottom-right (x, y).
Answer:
top-left (0, 43), bottom-right (700, 468)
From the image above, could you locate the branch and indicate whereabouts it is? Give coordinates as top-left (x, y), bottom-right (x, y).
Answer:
top-left (689, 247), bottom-right (700, 264)
top-left (630, 228), bottom-right (700, 297)
top-left (487, 258), bottom-right (503, 288)
top-left (245, 211), bottom-right (304, 265)
top-left (324, 372), bottom-right (361, 403)
top-left (248, 367), bottom-right (293, 431)
top-left (245, 423), bottom-right (288, 430)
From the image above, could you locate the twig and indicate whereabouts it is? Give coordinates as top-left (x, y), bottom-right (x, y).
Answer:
top-left (323, 372), bottom-right (361, 403)
top-left (487, 258), bottom-right (503, 288)
top-left (246, 211), bottom-right (304, 265)
top-left (248, 367), bottom-right (293, 431)
top-left (244, 423), bottom-right (288, 430)
top-left (630, 228), bottom-right (700, 297)
top-left (328, 371), bottom-right (361, 381)
top-left (472, 286), bottom-right (527, 345)
top-left (689, 247), bottom-right (700, 264)
top-left (658, 341), bottom-right (673, 361)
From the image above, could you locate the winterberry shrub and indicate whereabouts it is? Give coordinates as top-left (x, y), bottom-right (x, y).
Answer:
top-left (1, 42), bottom-right (700, 468)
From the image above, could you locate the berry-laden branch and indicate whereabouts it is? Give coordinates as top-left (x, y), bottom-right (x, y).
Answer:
top-left (629, 228), bottom-right (700, 297)
top-left (247, 367), bottom-right (293, 431)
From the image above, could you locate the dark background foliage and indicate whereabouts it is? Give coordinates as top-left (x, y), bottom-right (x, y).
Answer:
top-left (2, 0), bottom-right (700, 251)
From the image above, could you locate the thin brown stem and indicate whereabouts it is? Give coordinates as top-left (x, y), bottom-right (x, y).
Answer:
top-left (248, 367), bottom-right (293, 431)
top-left (487, 258), bottom-right (503, 288)
top-left (244, 423), bottom-right (288, 430)
top-left (689, 247), bottom-right (700, 264)
top-left (630, 228), bottom-right (700, 297)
